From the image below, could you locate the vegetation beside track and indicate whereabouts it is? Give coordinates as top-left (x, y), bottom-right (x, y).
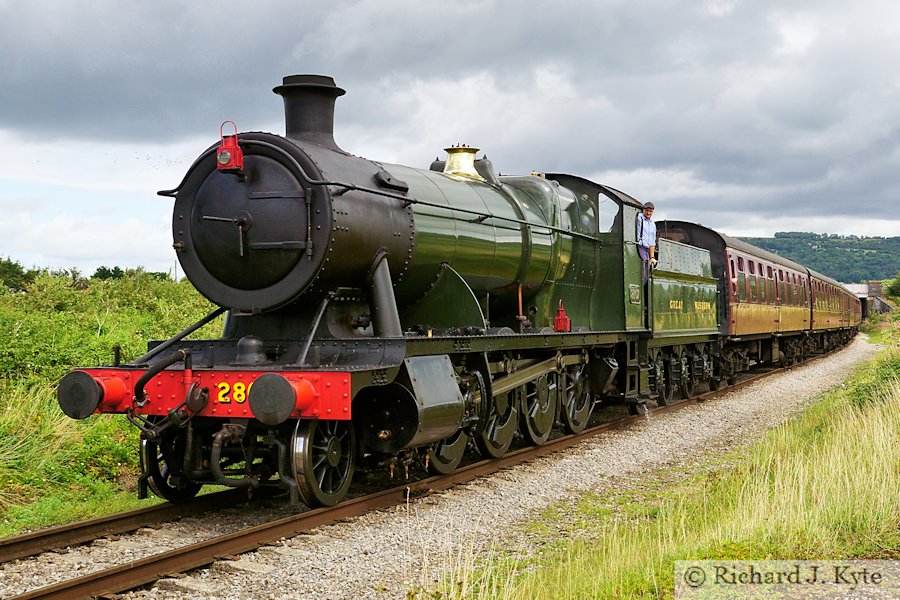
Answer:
top-left (0, 267), bottom-right (895, 550)
top-left (421, 344), bottom-right (899, 599)
top-left (0, 271), bottom-right (219, 536)
top-left (860, 284), bottom-right (899, 345)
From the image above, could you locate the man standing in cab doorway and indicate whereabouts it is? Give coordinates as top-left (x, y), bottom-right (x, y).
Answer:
top-left (637, 201), bottom-right (657, 283)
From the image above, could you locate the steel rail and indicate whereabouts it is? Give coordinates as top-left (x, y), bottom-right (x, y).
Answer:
top-left (10, 346), bottom-right (844, 599)
top-left (0, 489), bottom-right (251, 564)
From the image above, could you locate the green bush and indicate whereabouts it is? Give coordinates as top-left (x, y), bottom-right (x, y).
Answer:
top-left (0, 270), bottom-right (219, 382)
top-left (0, 271), bottom-right (221, 531)
top-left (886, 275), bottom-right (900, 299)
top-left (0, 257), bottom-right (37, 291)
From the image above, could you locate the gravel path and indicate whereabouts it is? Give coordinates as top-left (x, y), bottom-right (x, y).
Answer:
top-left (0, 337), bottom-right (880, 600)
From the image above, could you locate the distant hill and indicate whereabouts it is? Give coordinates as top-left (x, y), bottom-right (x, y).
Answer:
top-left (737, 232), bottom-right (900, 284)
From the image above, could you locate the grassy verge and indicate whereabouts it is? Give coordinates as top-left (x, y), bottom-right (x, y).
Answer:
top-left (422, 346), bottom-right (899, 599)
top-left (0, 377), bottom-right (158, 537)
top-left (861, 309), bottom-right (899, 346)
top-left (0, 272), bottom-right (219, 536)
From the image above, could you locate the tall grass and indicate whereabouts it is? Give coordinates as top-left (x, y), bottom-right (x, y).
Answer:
top-left (0, 378), bottom-right (152, 535)
top-left (0, 380), bottom-right (74, 508)
top-left (426, 349), bottom-right (899, 599)
top-left (0, 272), bottom-right (217, 534)
top-left (861, 310), bottom-right (900, 346)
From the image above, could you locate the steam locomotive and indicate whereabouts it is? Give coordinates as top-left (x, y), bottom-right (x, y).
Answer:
top-left (57, 75), bottom-right (861, 507)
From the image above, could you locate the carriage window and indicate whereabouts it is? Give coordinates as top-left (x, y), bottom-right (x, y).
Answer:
top-left (767, 266), bottom-right (773, 278)
top-left (749, 261), bottom-right (756, 275)
top-left (738, 272), bottom-right (747, 301)
top-left (729, 259), bottom-right (737, 296)
top-left (750, 274), bottom-right (757, 302)
top-left (779, 270), bottom-right (784, 281)
top-left (737, 257), bottom-right (744, 271)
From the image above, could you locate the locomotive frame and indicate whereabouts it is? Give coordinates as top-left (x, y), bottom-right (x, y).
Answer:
top-left (57, 75), bottom-right (861, 507)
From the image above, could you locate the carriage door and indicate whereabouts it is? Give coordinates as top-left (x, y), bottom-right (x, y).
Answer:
top-left (727, 252), bottom-right (737, 335)
top-left (774, 268), bottom-right (783, 333)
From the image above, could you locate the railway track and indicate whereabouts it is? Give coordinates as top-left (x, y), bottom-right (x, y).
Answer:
top-left (5, 350), bottom-right (839, 600)
top-left (0, 489), bottom-right (256, 564)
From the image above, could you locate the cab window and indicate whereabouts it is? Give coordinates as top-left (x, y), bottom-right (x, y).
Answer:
top-left (597, 193), bottom-right (620, 234)
top-left (572, 193), bottom-right (598, 236)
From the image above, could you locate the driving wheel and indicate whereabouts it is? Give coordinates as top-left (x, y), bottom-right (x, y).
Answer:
top-left (520, 373), bottom-right (559, 445)
top-left (560, 364), bottom-right (592, 434)
top-left (427, 429), bottom-right (468, 474)
top-left (475, 388), bottom-right (518, 458)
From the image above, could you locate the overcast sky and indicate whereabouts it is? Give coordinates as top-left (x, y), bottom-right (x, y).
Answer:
top-left (2, 0), bottom-right (899, 275)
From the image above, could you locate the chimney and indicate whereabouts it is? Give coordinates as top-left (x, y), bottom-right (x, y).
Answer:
top-left (273, 74), bottom-right (345, 150)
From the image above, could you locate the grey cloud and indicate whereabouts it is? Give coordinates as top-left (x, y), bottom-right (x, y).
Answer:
top-left (1, 0), bottom-right (899, 228)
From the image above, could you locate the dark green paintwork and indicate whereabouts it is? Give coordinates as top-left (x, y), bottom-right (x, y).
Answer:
top-left (651, 239), bottom-right (719, 336)
top-left (400, 263), bottom-right (486, 329)
top-left (383, 164), bottom-right (553, 321)
top-left (377, 162), bottom-right (719, 345)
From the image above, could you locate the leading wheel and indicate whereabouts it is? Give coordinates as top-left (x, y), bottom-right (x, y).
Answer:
top-left (520, 373), bottom-right (559, 445)
top-left (292, 419), bottom-right (356, 507)
top-left (141, 434), bottom-right (201, 503)
top-left (427, 429), bottom-right (468, 474)
top-left (475, 389), bottom-right (518, 458)
top-left (560, 364), bottom-right (592, 434)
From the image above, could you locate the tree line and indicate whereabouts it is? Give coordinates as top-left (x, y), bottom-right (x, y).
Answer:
top-left (738, 232), bottom-right (899, 284)
top-left (1, 258), bottom-right (169, 292)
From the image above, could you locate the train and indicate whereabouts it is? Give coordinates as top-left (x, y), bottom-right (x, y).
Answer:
top-left (57, 75), bottom-right (861, 507)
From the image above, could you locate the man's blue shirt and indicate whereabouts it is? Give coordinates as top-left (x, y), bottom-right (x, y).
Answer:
top-left (637, 213), bottom-right (656, 249)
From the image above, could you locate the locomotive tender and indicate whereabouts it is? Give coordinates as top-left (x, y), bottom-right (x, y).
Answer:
top-left (57, 75), bottom-right (861, 507)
